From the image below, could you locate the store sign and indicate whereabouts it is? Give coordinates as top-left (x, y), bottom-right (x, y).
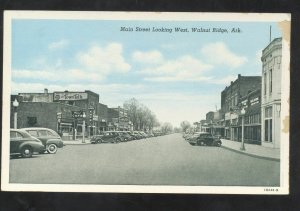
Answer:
top-left (54, 92), bottom-right (88, 101)
top-left (250, 97), bottom-right (259, 105)
top-left (72, 111), bottom-right (83, 118)
top-left (119, 116), bottom-right (129, 122)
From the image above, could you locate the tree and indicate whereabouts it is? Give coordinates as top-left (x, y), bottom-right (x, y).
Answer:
top-left (180, 121), bottom-right (191, 133)
top-left (123, 98), bottom-right (159, 131)
top-left (173, 127), bottom-right (182, 133)
top-left (124, 98), bottom-right (139, 130)
top-left (161, 122), bottom-right (173, 134)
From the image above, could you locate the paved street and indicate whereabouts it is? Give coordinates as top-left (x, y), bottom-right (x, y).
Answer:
top-left (9, 133), bottom-right (279, 186)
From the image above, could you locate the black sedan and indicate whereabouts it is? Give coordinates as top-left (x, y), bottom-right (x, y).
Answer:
top-left (10, 129), bottom-right (45, 158)
top-left (188, 132), bottom-right (222, 147)
top-left (90, 131), bottom-right (123, 144)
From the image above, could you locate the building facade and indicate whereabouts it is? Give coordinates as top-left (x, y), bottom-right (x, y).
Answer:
top-left (11, 89), bottom-right (114, 140)
top-left (53, 90), bottom-right (100, 136)
top-left (239, 88), bottom-right (262, 145)
top-left (107, 106), bottom-right (132, 131)
top-left (261, 37), bottom-right (282, 148)
top-left (221, 74), bottom-right (261, 141)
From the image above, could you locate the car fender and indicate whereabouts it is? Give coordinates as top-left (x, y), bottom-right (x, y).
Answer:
top-left (46, 138), bottom-right (64, 148)
top-left (18, 142), bottom-right (44, 152)
top-left (18, 142), bottom-right (33, 151)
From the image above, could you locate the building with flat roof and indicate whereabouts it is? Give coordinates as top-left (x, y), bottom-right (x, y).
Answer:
top-left (11, 89), bottom-right (112, 139)
top-left (221, 74), bottom-right (261, 141)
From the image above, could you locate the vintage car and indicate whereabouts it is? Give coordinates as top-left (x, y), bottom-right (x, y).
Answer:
top-left (10, 129), bottom-right (45, 158)
top-left (126, 131), bottom-right (139, 140)
top-left (90, 131), bottom-right (123, 144)
top-left (188, 132), bottom-right (222, 147)
top-left (116, 131), bottom-right (133, 141)
top-left (21, 127), bottom-right (64, 154)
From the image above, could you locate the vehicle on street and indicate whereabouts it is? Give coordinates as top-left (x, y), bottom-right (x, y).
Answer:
top-left (188, 132), bottom-right (222, 147)
top-left (116, 131), bottom-right (132, 141)
top-left (10, 129), bottom-right (45, 158)
top-left (127, 131), bottom-right (139, 140)
top-left (138, 131), bottom-right (148, 139)
top-left (21, 127), bottom-right (64, 154)
top-left (184, 132), bottom-right (200, 141)
top-left (133, 131), bottom-right (144, 139)
top-left (153, 131), bottom-right (162, 136)
top-left (90, 131), bottom-right (123, 144)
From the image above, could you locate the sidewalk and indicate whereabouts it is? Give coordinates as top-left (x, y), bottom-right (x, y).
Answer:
top-left (220, 139), bottom-right (280, 161)
top-left (63, 138), bottom-right (91, 145)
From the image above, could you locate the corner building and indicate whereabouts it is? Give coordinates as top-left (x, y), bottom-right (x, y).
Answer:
top-left (261, 37), bottom-right (282, 148)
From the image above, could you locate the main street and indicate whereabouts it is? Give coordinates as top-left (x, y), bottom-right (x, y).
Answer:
top-left (9, 133), bottom-right (279, 186)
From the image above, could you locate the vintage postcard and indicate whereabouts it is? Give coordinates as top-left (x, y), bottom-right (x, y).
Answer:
top-left (2, 11), bottom-right (290, 194)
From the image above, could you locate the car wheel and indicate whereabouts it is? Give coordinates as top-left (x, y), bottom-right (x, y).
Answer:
top-left (21, 146), bottom-right (33, 158)
top-left (216, 142), bottom-right (221, 147)
top-left (47, 144), bottom-right (58, 154)
top-left (96, 139), bottom-right (101, 144)
top-left (115, 138), bottom-right (121, 143)
top-left (197, 141), bottom-right (204, 146)
top-left (190, 143), bottom-right (195, 146)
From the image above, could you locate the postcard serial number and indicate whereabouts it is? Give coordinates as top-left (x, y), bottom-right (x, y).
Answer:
top-left (264, 188), bottom-right (279, 192)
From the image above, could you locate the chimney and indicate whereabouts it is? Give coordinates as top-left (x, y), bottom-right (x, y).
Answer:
top-left (44, 88), bottom-right (48, 94)
top-left (238, 74), bottom-right (241, 79)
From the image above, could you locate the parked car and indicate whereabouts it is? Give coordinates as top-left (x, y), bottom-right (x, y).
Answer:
top-left (90, 131), bottom-right (123, 144)
top-left (21, 127), bottom-right (64, 154)
top-left (10, 129), bottom-right (45, 158)
top-left (188, 132), bottom-right (222, 147)
top-left (127, 131), bottom-right (139, 140)
top-left (153, 131), bottom-right (162, 136)
top-left (116, 131), bottom-right (133, 141)
top-left (138, 131), bottom-right (148, 139)
top-left (133, 131), bottom-right (144, 139)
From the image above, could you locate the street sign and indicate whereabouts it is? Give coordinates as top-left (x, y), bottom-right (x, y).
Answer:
top-left (72, 111), bottom-right (83, 118)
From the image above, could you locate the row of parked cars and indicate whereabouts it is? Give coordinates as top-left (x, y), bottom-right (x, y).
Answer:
top-left (183, 131), bottom-right (222, 147)
top-left (10, 128), bottom-right (64, 158)
top-left (90, 130), bottom-right (164, 144)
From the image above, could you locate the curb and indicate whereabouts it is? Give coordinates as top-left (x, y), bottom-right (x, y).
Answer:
top-left (63, 142), bottom-right (91, 146)
top-left (221, 145), bottom-right (280, 162)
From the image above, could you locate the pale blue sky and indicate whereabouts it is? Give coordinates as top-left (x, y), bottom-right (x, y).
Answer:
top-left (11, 19), bottom-right (282, 127)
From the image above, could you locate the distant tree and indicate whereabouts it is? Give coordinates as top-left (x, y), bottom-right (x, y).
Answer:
top-left (173, 127), bottom-right (182, 133)
top-left (124, 98), bottom-right (159, 131)
top-left (124, 98), bottom-right (139, 130)
top-left (180, 121), bottom-right (191, 133)
top-left (161, 122), bottom-right (173, 134)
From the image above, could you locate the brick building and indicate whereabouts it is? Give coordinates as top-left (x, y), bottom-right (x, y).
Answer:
top-left (97, 103), bottom-right (108, 132)
top-left (11, 89), bottom-right (113, 140)
top-left (53, 90), bottom-right (100, 136)
top-left (10, 98), bottom-right (82, 140)
top-left (261, 37), bottom-right (282, 148)
top-left (221, 74), bottom-right (261, 141)
top-left (107, 106), bottom-right (132, 131)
